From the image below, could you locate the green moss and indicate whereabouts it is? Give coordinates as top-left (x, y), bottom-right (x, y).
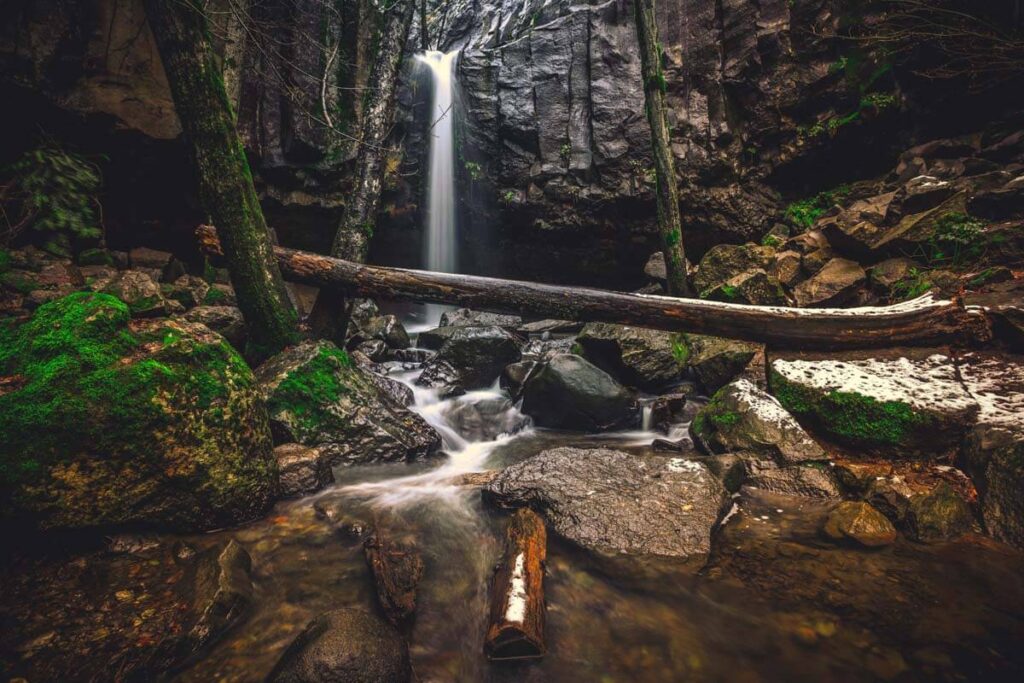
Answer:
top-left (671, 335), bottom-right (690, 366)
top-left (77, 248), bottom-right (114, 267)
top-left (770, 369), bottom-right (932, 447)
top-left (203, 286), bottom-right (228, 304)
top-left (761, 234), bottom-right (782, 248)
top-left (710, 410), bottom-right (741, 427)
top-left (0, 249), bottom-right (11, 273)
top-left (784, 185), bottom-right (853, 229)
top-left (266, 345), bottom-right (354, 439)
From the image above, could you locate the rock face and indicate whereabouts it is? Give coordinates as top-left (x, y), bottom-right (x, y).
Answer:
top-left (267, 608), bottom-right (412, 683)
top-left (691, 380), bottom-right (825, 465)
top-left (770, 350), bottom-right (979, 455)
top-left (823, 501), bottom-right (898, 547)
top-left (0, 293), bottom-right (277, 531)
top-left (484, 448), bottom-right (727, 566)
top-left (576, 322), bottom-right (686, 390)
top-left (519, 353), bottom-right (636, 431)
top-left (256, 341), bottom-right (441, 465)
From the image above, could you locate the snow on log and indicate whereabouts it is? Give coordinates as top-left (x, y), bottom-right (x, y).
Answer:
top-left (485, 508), bottom-right (547, 661)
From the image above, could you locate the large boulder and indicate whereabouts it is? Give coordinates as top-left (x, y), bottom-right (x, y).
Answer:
top-left (416, 325), bottom-right (522, 392)
top-left (267, 608), bottom-right (412, 683)
top-left (484, 448), bottom-right (727, 566)
top-left (792, 257), bottom-right (867, 308)
top-left (256, 341), bottom-right (441, 465)
top-left (959, 352), bottom-right (1024, 549)
top-left (439, 307), bottom-right (523, 330)
top-left (770, 349), bottom-right (979, 456)
top-left (690, 379), bottom-right (826, 465)
top-left (693, 243), bottom-right (775, 296)
top-left (0, 292), bottom-right (276, 531)
top-left (575, 322), bottom-right (686, 390)
top-left (520, 353), bottom-right (636, 431)
top-left (183, 305), bottom-right (248, 348)
top-left (678, 334), bottom-right (761, 394)
top-left (701, 268), bottom-right (788, 305)
top-left (441, 396), bottom-right (532, 441)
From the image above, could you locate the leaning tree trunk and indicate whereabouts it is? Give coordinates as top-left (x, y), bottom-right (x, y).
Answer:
top-left (145, 0), bottom-right (298, 359)
top-left (635, 0), bottom-right (691, 297)
top-left (420, 0), bottom-right (429, 49)
top-left (485, 509), bottom-right (547, 660)
top-left (197, 228), bottom-right (993, 349)
top-left (309, 0), bottom-right (416, 344)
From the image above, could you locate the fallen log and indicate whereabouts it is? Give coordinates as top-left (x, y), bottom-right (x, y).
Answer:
top-left (364, 532), bottom-right (424, 629)
top-left (485, 508), bottom-right (547, 661)
top-left (197, 226), bottom-right (991, 349)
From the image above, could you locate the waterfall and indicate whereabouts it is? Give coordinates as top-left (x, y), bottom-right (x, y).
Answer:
top-left (417, 51), bottom-right (459, 328)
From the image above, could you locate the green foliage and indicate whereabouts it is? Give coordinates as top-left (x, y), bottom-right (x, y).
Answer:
top-left (464, 161), bottom-right (484, 181)
top-left (266, 345), bottom-right (353, 439)
top-left (761, 234), bottom-right (782, 248)
top-left (0, 249), bottom-right (10, 274)
top-left (784, 185), bottom-right (853, 229)
top-left (559, 143), bottom-right (571, 164)
top-left (890, 267), bottom-right (932, 301)
top-left (924, 212), bottom-right (986, 267)
top-left (665, 229), bottom-right (681, 247)
top-left (571, 342), bottom-right (584, 356)
top-left (203, 287), bottom-right (228, 305)
top-left (2, 143), bottom-right (103, 254)
top-left (719, 283), bottom-right (739, 300)
top-left (771, 369), bottom-right (933, 447)
top-left (709, 410), bottom-right (741, 428)
top-left (501, 189), bottom-right (518, 205)
top-left (671, 335), bottom-right (690, 366)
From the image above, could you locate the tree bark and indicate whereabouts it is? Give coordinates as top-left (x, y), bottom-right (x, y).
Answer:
top-left (308, 0), bottom-right (416, 343)
top-left (364, 532), bottom-right (424, 629)
top-left (145, 0), bottom-right (298, 360)
top-left (635, 0), bottom-right (691, 297)
top-left (420, 0), bottom-right (428, 50)
top-left (485, 509), bottom-right (547, 661)
top-left (196, 227), bottom-right (993, 349)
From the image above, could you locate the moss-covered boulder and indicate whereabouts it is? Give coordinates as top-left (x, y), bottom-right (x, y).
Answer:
top-left (679, 334), bottom-right (761, 395)
top-left (256, 341), bottom-right (441, 465)
top-left (0, 292), bottom-right (277, 531)
top-left (576, 322), bottom-right (687, 391)
top-left (690, 379), bottom-right (826, 465)
top-left (692, 243), bottom-right (775, 295)
top-left (906, 483), bottom-right (975, 542)
top-left (769, 349), bottom-right (979, 456)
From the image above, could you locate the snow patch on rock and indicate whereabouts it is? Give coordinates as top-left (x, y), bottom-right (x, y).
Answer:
top-left (504, 553), bottom-right (527, 624)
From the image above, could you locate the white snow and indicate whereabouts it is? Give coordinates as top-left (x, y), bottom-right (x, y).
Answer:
top-left (667, 458), bottom-right (704, 474)
top-left (958, 353), bottom-right (1024, 431)
top-left (504, 553), bottom-right (528, 624)
top-left (730, 379), bottom-right (821, 451)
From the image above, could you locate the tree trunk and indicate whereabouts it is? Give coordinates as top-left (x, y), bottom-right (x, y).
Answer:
top-left (308, 0), bottom-right (416, 343)
top-left (485, 509), bottom-right (547, 661)
top-left (420, 0), bottom-right (429, 49)
top-left (145, 0), bottom-right (298, 360)
top-left (196, 228), bottom-right (992, 349)
top-left (635, 0), bottom-right (691, 297)
top-left (364, 532), bottom-right (424, 629)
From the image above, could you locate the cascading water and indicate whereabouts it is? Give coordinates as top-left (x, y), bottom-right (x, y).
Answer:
top-left (415, 50), bottom-right (460, 329)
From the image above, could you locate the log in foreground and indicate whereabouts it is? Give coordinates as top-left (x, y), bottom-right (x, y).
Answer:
top-left (197, 227), bottom-right (991, 349)
top-left (485, 508), bottom-right (547, 661)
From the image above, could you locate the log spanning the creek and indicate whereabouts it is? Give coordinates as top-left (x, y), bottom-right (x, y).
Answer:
top-left (197, 226), bottom-right (992, 349)
top-left (485, 508), bottom-right (547, 661)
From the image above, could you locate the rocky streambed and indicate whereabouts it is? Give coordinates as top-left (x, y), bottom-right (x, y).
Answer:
top-left (3, 292), bottom-right (1024, 682)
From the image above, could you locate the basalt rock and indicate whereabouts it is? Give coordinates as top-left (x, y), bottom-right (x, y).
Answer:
top-left (416, 325), bottom-right (522, 391)
top-left (519, 353), bottom-right (636, 431)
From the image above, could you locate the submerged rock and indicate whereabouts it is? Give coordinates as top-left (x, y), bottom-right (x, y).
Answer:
top-left (823, 501), bottom-right (898, 547)
top-left (267, 608), bottom-right (411, 683)
top-left (520, 353), bottom-right (636, 431)
top-left (364, 533), bottom-right (424, 628)
top-left (691, 379), bottom-right (825, 465)
top-left (484, 447), bottom-right (727, 566)
top-left (274, 443), bottom-right (333, 498)
top-left (576, 322), bottom-right (686, 390)
top-left (256, 341), bottom-right (441, 465)
top-left (0, 292), bottom-right (276, 531)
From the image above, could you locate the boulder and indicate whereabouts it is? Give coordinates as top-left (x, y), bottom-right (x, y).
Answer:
top-left (742, 458), bottom-right (842, 499)
top-left (183, 305), bottom-right (248, 348)
top-left (0, 293), bottom-right (277, 531)
top-left (274, 443), bottom-right (333, 498)
top-left (356, 314), bottom-right (410, 350)
top-left (906, 482), bottom-right (975, 542)
top-left (520, 353), bottom-right (636, 431)
top-left (690, 379), bottom-right (826, 465)
top-left (958, 352), bottom-right (1024, 549)
top-left (693, 243), bottom-right (775, 295)
top-left (869, 257), bottom-right (921, 293)
top-left (500, 360), bottom-right (538, 401)
top-left (792, 258), bottom-right (867, 308)
top-left (576, 322), bottom-right (686, 390)
top-left (441, 396), bottom-right (532, 441)
top-left (484, 448), bottom-right (727, 566)
top-left (364, 533), bottom-right (424, 628)
top-left (267, 608), bottom-right (412, 683)
top-left (823, 501), bottom-right (898, 547)
top-left (439, 307), bottom-right (523, 330)
top-left (770, 349), bottom-right (979, 455)
top-left (800, 246), bottom-right (835, 275)
top-left (770, 250), bottom-right (803, 288)
top-left (256, 341), bottom-right (441, 465)
top-left (203, 283), bottom-right (237, 306)
top-left (701, 268), bottom-right (787, 305)
top-left (164, 275), bottom-right (210, 309)
top-left (416, 325), bottom-right (522, 392)
top-left (101, 270), bottom-right (166, 316)
top-left (679, 334), bottom-right (761, 394)
top-left (643, 251), bottom-right (667, 282)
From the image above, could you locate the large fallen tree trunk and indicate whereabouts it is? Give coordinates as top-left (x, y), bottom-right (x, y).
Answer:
top-left (197, 227), bottom-right (991, 349)
top-left (485, 508), bottom-right (547, 661)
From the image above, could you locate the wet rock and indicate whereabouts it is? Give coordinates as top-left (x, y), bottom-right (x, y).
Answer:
top-left (576, 322), bottom-right (686, 390)
top-left (703, 454), bottom-right (747, 493)
top-left (516, 319), bottom-right (583, 335)
top-left (274, 443), bottom-right (333, 498)
top-left (256, 341), bottom-right (441, 465)
top-left (693, 243), bottom-right (775, 296)
top-left (500, 360), bottom-right (538, 401)
top-left (266, 608), bottom-right (412, 683)
top-left (691, 379), bottom-right (825, 465)
top-left (823, 501), bottom-right (898, 547)
top-left (414, 359), bottom-right (466, 398)
top-left (387, 347), bottom-right (435, 364)
top-left (165, 274), bottom-right (210, 309)
top-left (356, 314), bottom-right (410, 350)
top-left (958, 351), bottom-right (1024, 549)
top-left (101, 270), bottom-right (166, 316)
top-left (906, 483), bottom-right (975, 542)
top-left (646, 391), bottom-right (694, 434)
top-left (442, 396), bottom-right (532, 441)
top-left (770, 250), bottom-right (803, 288)
top-left (520, 353), bottom-right (636, 431)
top-left (0, 293), bottom-right (276, 531)
top-left (439, 307), bottom-right (523, 330)
top-left (680, 334), bottom-right (761, 395)
top-left (416, 326), bottom-right (462, 350)
top-left (417, 325), bottom-right (522, 392)
top-left (742, 458), bottom-right (842, 499)
top-left (793, 258), bottom-right (867, 308)
top-left (484, 448), bottom-right (727, 566)
top-left (643, 251), bottom-right (667, 282)
top-left (183, 305), bottom-right (247, 348)
top-left (356, 339), bottom-right (389, 362)
top-left (770, 349), bottom-right (979, 455)
top-left (364, 534), bottom-right (424, 628)
top-left (520, 335), bottom-right (575, 361)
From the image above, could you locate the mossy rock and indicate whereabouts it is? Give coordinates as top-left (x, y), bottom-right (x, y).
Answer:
top-left (823, 501), bottom-right (898, 547)
top-left (906, 482), bottom-right (975, 542)
top-left (0, 292), bottom-right (277, 531)
top-left (692, 243), bottom-right (775, 295)
top-left (680, 334), bottom-right (760, 394)
top-left (256, 341), bottom-right (441, 465)
top-left (576, 322), bottom-right (687, 391)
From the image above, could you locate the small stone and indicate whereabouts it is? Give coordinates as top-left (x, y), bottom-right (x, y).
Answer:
top-left (823, 501), bottom-right (898, 547)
